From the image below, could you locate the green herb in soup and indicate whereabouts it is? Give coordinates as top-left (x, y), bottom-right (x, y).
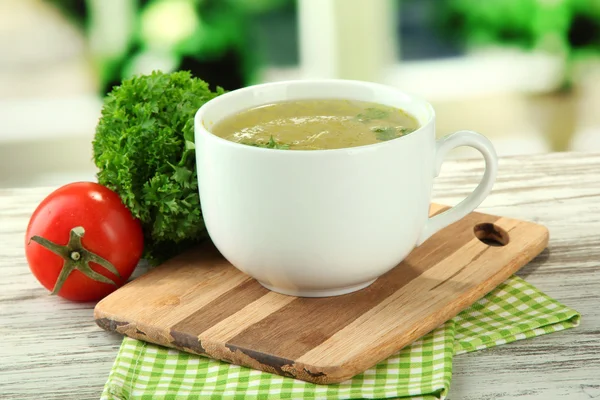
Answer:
top-left (240, 135), bottom-right (290, 149)
top-left (211, 99), bottom-right (420, 150)
top-left (355, 107), bottom-right (391, 122)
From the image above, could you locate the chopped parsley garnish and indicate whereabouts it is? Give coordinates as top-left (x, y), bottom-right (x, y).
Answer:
top-left (355, 108), bottom-right (390, 122)
top-left (371, 126), bottom-right (415, 141)
top-left (242, 135), bottom-right (290, 149)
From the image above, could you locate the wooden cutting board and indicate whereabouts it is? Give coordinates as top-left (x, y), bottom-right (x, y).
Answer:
top-left (94, 204), bottom-right (549, 384)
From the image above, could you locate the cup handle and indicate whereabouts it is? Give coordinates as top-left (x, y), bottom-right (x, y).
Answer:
top-left (416, 130), bottom-right (499, 246)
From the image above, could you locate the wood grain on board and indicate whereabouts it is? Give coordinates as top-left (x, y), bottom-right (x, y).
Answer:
top-left (94, 203), bottom-right (549, 384)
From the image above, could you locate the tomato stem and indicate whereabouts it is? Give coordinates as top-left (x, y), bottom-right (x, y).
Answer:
top-left (29, 226), bottom-right (121, 296)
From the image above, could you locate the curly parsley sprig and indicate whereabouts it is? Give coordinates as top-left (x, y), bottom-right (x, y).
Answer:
top-left (93, 70), bottom-right (225, 264)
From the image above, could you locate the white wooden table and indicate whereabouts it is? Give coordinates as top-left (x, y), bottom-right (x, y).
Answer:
top-left (1, 152), bottom-right (599, 399)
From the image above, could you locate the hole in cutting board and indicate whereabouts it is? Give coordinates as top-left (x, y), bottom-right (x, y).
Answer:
top-left (474, 223), bottom-right (509, 247)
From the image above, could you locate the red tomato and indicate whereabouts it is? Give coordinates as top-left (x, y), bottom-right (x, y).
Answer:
top-left (25, 182), bottom-right (144, 302)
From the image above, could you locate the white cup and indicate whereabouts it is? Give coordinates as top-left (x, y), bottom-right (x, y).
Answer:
top-left (194, 79), bottom-right (498, 297)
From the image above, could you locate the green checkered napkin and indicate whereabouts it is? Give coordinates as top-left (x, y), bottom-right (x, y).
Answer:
top-left (101, 276), bottom-right (580, 400)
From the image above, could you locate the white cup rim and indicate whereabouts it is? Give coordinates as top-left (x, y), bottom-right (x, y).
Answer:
top-left (194, 79), bottom-right (436, 154)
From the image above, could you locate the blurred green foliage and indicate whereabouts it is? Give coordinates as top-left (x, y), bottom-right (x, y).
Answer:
top-left (45, 0), bottom-right (294, 94)
top-left (437, 0), bottom-right (600, 88)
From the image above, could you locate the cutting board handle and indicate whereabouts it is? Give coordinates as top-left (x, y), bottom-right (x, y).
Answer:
top-left (417, 130), bottom-right (498, 245)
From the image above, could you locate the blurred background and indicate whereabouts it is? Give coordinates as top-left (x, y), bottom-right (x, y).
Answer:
top-left (1, 0), bottom-right (600, 188)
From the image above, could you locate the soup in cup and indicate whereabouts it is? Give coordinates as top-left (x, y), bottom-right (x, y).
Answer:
top-left (194, 79), bottom-right (497, 297)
